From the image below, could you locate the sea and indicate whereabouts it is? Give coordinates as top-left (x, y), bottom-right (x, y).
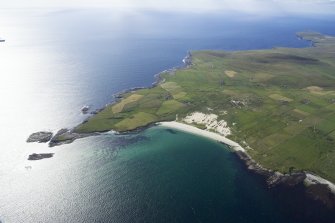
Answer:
top-left (0, 8), bottom-right (335, 223)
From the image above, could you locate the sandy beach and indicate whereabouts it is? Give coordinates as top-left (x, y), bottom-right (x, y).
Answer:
top-left (159, 121), bottom-right (245, 152)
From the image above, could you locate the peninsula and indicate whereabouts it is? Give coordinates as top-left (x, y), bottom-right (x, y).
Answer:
top-left (49, 32), bottom-right (335, 186)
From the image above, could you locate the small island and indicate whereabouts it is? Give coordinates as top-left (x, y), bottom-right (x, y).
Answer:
top-left (28, 153), bottom-right (54, 160)
top-left (49, 32), bottom-right (335, 193)
top-left (27, 131), bottom-right (53, 143)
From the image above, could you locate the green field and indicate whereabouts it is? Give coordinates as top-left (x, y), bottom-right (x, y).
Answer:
top-left (74, 32), bottom-right (335, 182)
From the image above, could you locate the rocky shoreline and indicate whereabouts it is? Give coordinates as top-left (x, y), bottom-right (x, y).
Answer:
top-left (236, 151), bottom-right (306, 186)
top-left (27, 51), bottom-right (193, 147)
top-left (235, 150), bottom-right (335, 209)
top-left (27, 128), bottom-right (98, 147)
top-left (49, 128), bottom-right (98, 147)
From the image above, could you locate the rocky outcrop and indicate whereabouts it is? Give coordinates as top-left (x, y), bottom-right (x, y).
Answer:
top-left (81, 105), bottom-right (90, 114)
top-left (90, 108), bottom-right (104, 115)
top-left (27, 132), bottom-right (53, 143)
top-left (235, 150), bottom-right (335, 208)
top-left (49, 129), bottom-right (79, 147)
top-left (182, 51), bottom-right (192, 66)
top-left (49, 128), bottom-right (97, 147)
top-left (267, 172), bottom-right (306, 187)
top-left (28, 153), bottom-right (54, 160)
top-left (27, 129), bottom-right (88, 146)
top-left (235, 151), bottom-right (272, 177)
top-left (235, 151), bottom-right (306, 187)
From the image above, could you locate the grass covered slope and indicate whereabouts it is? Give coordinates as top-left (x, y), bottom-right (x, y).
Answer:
top-left (75, 32), bottom-right (335, 182)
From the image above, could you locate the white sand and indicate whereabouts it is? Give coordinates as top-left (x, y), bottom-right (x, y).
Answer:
top-left (183, 112), bottom-right (231, 136)
top-left (305, 173), bottom-right (335, 194)
top-left (159, 121), bottom-right (245, 152)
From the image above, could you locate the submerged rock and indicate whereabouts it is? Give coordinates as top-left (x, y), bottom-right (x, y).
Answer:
top-left (306, 184), bottom-right (335, 209)
top-left (27, 131), bottom-right (53, 143)
top-left (28, 153), bottom-right (54, 160)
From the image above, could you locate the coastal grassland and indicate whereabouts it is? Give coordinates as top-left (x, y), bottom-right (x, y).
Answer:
top-left (114, 112), bottom-right (157, 130)
top-left (74, 32), bottom-right (335, 182)
top-left (112, 94), bottom-right (143, 113)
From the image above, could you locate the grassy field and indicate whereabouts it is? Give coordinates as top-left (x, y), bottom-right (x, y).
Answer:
top-left (74, 32), bottom-right (335, 182)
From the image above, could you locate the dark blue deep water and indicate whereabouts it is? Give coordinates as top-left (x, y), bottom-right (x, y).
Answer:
top-left (0, 8), bottom-right (335, 223)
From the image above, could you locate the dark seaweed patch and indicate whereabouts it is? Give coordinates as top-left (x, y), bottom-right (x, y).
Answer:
top-left (165, 128), bottom-right (178, 134)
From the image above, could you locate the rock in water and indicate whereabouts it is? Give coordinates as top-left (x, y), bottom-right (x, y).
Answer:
top-left (81, 105), bottom-right (90, 114)
top-left (28, 153), bottom-right (54, 160)
top-left (27, 131), bottom-right (53, 143)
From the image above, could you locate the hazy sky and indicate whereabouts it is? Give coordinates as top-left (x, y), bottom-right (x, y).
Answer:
top-left (2, 0), bottom-right (335, 15)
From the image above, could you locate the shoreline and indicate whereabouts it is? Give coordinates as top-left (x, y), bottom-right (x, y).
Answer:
top-left (159, 121), bottom-right (245, 152)
top-left (29, 52), bottom-right (192, 147)
top-left (305, 173), bottom-right (335, 194)
top-left (158, 121), bottom-right (335, 197)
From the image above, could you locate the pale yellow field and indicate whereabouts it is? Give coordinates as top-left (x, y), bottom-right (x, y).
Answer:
top-left (112, 94), bottom-right (143, 113)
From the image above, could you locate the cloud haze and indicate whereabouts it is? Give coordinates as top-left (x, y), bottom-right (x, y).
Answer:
top-left (2, 0), bottom-right (335, 15)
